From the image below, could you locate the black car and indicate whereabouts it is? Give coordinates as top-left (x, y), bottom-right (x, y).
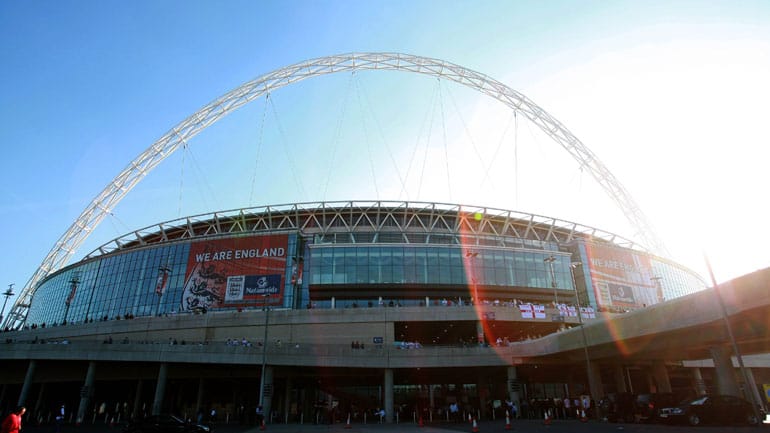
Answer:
top-left (658, 394), bottom-right (760, 426)
top-left (634, 392), bottom-right (676, 423)
top-left (124, 414), bottom-right (211, 433)
top-left (604, 392), bottom-right (635, 423)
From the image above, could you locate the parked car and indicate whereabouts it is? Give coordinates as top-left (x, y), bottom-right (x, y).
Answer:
top-left (658, 394), bottom-right (760, 426)
top-left (634, 392), bottom-right (676, 423)
top-left (604, 392), bottom-right (635, 423)
top-left (124, 414), bottom-right (211, 433)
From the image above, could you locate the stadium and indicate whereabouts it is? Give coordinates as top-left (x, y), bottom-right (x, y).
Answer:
top-left (1, 200), bottom-right (708, 425)
top-left (4, 54), bottom-right (764, 426)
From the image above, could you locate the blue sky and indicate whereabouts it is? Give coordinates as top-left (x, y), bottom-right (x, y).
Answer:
top-left (1, 1), bottom-right (769, 310)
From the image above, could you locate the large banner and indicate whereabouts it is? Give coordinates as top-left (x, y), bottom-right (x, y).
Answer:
top-left (585, 243), bottom-right (661, 310)
top-left (180, 234), bottom-right (288, 312)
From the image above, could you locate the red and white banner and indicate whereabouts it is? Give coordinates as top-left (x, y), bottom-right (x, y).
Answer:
top-left (557, 304), bottom-right (568, 316)
top-left (65, 280), bottom-right (77, 306)
top-left (580, 307), bottom-right (596, 319)
top-left (155, 267), bottom-right (170, 297)
top-left (533, 304), bottom-right (546, 319)
top-left (567, 306), bottom-right (577, 317)
top-left (519, 304), bottom-right (534, 319)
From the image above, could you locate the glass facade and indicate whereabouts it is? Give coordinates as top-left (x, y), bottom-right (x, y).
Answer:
top-left (307, 245), bottom-right (574, 290)
top-left (27, 233), bottom-right (301, 327)
top-left (23, 207), bottom-right (707, 328)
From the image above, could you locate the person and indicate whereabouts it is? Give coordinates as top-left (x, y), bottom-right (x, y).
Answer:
top-left (255, 405), bottom-right (264, 425)
top-left (1, 406), bottom-right (25, 433)
top-left (449, 402), bottom-right (459, 422)
top-left (55, 404), bottom-right (65, 433)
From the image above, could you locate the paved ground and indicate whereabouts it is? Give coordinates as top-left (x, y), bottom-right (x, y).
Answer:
top-left (22, 419), bottom-right (770, 433)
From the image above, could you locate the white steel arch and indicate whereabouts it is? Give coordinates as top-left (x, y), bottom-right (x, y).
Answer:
top-left (4, 52), bottom-right (666, 328)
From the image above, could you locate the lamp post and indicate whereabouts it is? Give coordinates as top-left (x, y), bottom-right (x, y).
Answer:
top-left (544, 255), bottom-right (558, 304)
top-left (570, 262), bottom-right (594, 409)
top-left (0, 284), bottom-right (14, 327)
top-left (258, 294), bottom-right (270, 409)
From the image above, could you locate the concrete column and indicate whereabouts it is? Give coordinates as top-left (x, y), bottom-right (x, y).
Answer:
top-left (33, 383), bottom-right (46, 420)
top-left (476, 321), bottom-right (484, 344)
top-left (429, 385), bottom-right (435, 410)
top-left (425, 296), bottom-right (430, 308)
top-left (0, 385), bottom-right (7, 413)
top-left (331, 297), bottom-right (335, 309)
top-left (383, 369), bottom-right (394, 423)
top-left (17, 359), bottom-right (36, 406)
top-left (506, 367), bottom-right (520, 413)
top-left (152, 363), bottom-right (168, 415)
top-left (195, 378), bottom-right (205, 416)
top-left (614, 365), bottom-right (628, 393)
top-left (76, 361), bottom-right (97, 424)
top-left (587, 361), bottom-right (603, 404)
top-left (652, 361), bottom-right (672, 393)
top-left (284, 376), bottom-right (292, 423)
top-left (262, 366), bottom-right (274, 424)
top-left (692, 368), bottom-right (707, 396)
top-left (132, 380), bottom-right (144, 419)
top-left (710, 346), bottom-right (740, 397)
top-left (478, 375), bottom-right (487, 419)
top-left (745, 368), bottom-right (765, 412)
top-left (645, 368), bottom-right (656, 393)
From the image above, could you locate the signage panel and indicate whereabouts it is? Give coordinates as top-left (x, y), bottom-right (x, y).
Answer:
top-left (585, 242), bottom-right (660, 310)
top-left (180, 234), bottom-right (288, 312)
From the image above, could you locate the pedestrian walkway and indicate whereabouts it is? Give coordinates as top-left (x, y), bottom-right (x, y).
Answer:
top-left (26, 418), bottom-right (758, 433)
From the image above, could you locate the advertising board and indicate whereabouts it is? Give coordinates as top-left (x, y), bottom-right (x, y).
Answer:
top-left (180, 234), bottom-right (288, 312)
top-left (585, 243), bottom-right (661, 309)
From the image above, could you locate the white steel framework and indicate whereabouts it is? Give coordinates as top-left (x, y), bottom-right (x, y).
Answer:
top-left (4, 53), bottom-right (666, 329)
top-left (81, 200), bottom-right (647, 259)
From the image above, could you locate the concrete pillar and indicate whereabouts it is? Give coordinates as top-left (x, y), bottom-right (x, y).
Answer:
top-left (478, 375), bottom-right (487, 419)
top-left (152, 363), bottom-right (168, 415)
top-left (587, 361), bottom-right (603, 404)
top-left (383, 369), bottom-right (394, 423)
top-left (614, 365), bottom-right (628, 393)
top-left (33, 383), bottom-right (46, 420)
top-left (652, 361), bottom-right (672, 393)
top-left (76, 361), bottom-right (97, 424)
top-left (506, 367), bottom-right (520, 413)
top-left (710, 346), bottom-right (740, 397)
top-left (284, 376), bottom-right (292, 423)
top-left (645, 368), bottom-right (656, 393)
top-left (262, 366), bottom-right (274, 424)
top-left (745, 368), bottom-right (765, 412)
top-left (17, 359), bottom-right (36, 406)
top-left (195, 378), bottom-right (205, 415)
top-left (476, 321), bottom-right (484, 345)
top-left (0, 385), bottom-right (7, 413)
top-left (425, 296), bottom-right (430, 308)
top-left (132, 380), bottom-right (144, 419)
top-left (331, 297), bottom-right (335, 309)
top-left (692, 368), bottom-right (707, 396)
top-left (429, 385), bottom-right (435, 410)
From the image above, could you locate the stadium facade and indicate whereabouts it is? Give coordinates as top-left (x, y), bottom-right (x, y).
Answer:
top-left (28, 202), bottom-right (704, 326)
top-left (1, 201), bottom-right (712, 425)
